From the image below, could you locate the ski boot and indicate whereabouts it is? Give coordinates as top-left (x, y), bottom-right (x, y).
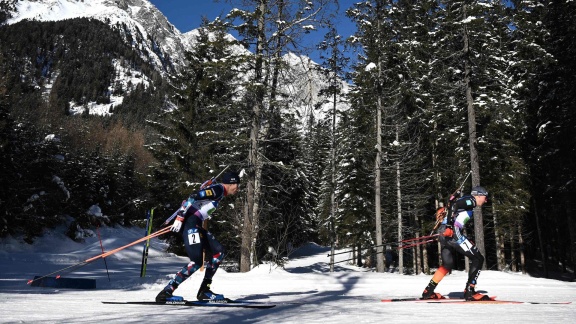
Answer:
top-left (197, 279), bottom-right (227, 302)
top-left (421, 281), bottom-right (445, 300)
top-left (464, 284), bottom-right (490, 301)
top-left (156, 286), bottom-right (183, 303)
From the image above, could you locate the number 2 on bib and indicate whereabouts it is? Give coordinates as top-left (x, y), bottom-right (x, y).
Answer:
top-left (187, 231), bottom-right (201, 245)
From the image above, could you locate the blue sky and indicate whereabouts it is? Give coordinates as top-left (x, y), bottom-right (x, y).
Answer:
top-left (149, 1), bottom-right (235, 34)
top-left (148, 0), bottom-right (357, 64)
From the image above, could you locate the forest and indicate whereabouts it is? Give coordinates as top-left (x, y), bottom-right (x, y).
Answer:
top-left (0, 0), bottom-right (574, 280)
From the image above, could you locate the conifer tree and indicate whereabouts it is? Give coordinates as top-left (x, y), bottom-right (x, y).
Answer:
top-left (226, 0), bottom-right (335, 271)
top-left (520, 0), bottom-right (576, 277)
top-left (316, 26), bottom-right (349, 271)
top-left (145, 18), bottom-right (247, 243)
top-left (419, 0), bottom-right (515, 264)
top-left (346, 0), bottom-right (391, 272)
top-left (347, 0), bottom-right (429, 273)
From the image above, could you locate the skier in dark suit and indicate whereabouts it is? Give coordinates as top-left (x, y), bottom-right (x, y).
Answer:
top-left (156, 171), bottom-right (240, 302)
top-left (421, 186), bottom-right (490, 301)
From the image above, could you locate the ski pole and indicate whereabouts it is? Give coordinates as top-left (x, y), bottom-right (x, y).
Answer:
top-left (327, 234), bottom-right (439, 257)
top-left (397, 238), bottom-right (437, 250)
top-left (27, 226), bottom-right (171, 285)
top-left (327, 235), bottom-right (439, 265)
top-left (394, 234), bottom-right (438, 244)
top-left (140, 208), bottom-right (155, 277)
top-left (96, 225), bottom-right (111, 282)
top-left (85, 226), bottom-right (171, 262)
top-left (328, 237), bottom-right (438, 266)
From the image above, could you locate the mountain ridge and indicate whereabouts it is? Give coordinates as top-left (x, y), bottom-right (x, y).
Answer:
top-left (6, 0), bottom-right (188, 73)
top-left (4, 0), bottom-right (348, 122)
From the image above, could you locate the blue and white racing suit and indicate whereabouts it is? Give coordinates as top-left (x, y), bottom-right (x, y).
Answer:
top-left (438, 195), bottom-right (485, 286)
top-left (164, 183), bottom-right (230, 291)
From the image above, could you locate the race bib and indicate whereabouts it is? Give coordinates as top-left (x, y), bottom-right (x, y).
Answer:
top-left (459, 239), bottom-right (473, 252)
top-left (187, 229), bottom-right (201, 245)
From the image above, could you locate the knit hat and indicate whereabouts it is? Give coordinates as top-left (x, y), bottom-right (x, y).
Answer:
top-left (221, 171), bottom-right (240, 184)
top-left (471, 186), bottom-right (488, 196)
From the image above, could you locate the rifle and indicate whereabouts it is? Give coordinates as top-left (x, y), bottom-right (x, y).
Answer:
top-left (199, 165), bottom-right (230, 189)
top-left (430, 171), bottom-right (471, 235)
top-left (163, 165), bottom-right (230, 225)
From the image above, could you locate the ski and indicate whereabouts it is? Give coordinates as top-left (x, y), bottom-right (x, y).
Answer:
top-left (102, 299), bottom-right (276, 309)
top-left (420, 299), bottom-right (571, 305)
top-left (191, 300), bottom-right (277, 308)
top-left (381, 297), bottom-right (571, 305)
top-left (381, 297), bottom-right (424, 302)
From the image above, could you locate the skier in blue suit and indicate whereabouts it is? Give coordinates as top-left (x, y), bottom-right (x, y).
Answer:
top-left (156, 171), bottom-right (240, 302)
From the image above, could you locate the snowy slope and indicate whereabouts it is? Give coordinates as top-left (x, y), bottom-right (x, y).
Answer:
top-left (0, 225), bottom-right (574, 323)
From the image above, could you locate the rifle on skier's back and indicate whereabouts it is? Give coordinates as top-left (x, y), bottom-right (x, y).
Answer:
top-left (430, 171), bottom-right (471, 234)
top-left (163, 165), bottom-right (230, 225)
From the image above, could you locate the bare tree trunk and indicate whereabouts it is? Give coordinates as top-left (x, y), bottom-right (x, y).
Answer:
top-left (423, 246), bottom-right (429, 273)
top-left (421, 219), bottom-right (429, 274)
top-left (518, 222), bottom-right (526, 274)
top-left (395, 127), bottom-right (403, 274)
top-left (416, 246), bottom-right (421, 274)
top-left (412, 247), bottom-right (417, 275)
top-left (429, 120), bottom-right (439, 274)
top-left (242, 154), bottom-right (263, 272)
top-left (493, 200), bottom-right (505, 270)
top-left (415, 215), bottom-right (421, 275)
top-left (533, 198), bottom-right (548, 278)
top-left (374, 53), bottom-right (385, 273)
top-left (241, 0), bottom-right (267, 272)
top-left (329, 224), bottom-right (335, 271)
top-left (510, 227), bottom-right (517, 272)
top-left (329, 63), bottom-right (337, 272)
top-left (357, 242), bottom-right (362, 267)
top-left (497, 231), bottom-right (505, 270)
top-left (352, 244), bottom-right (356, 267)
top-left (462, 2), bottom-right (486, 264)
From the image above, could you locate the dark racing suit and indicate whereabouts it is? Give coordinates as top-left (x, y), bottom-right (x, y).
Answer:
top-left (163, 184), bottom-right (229, 291)
top-left (437, 195), bottom-right (485, 286)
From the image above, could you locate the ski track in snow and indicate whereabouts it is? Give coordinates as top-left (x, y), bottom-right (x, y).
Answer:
top-left (1, 226), bottom-right (574, 323)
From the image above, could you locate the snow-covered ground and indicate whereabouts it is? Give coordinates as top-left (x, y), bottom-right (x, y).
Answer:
top-left (1, 226), bottom-right (574, 323)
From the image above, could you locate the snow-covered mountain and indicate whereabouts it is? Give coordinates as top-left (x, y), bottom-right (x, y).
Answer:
top-left (5, 0), bottom-right (349, 121)
top-left (282, 52), bottom-right (351, 124)
top-left (6, 0), bottom-right (190, 73)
